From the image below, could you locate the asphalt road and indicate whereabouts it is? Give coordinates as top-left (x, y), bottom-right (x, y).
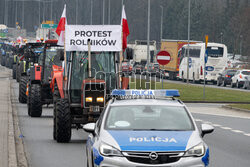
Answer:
top-left (12, 80), bottom-right (250, 167)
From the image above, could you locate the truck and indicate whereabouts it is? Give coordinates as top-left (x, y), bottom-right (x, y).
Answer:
top-left (127, 40), bottom-right (157, 65)
top-left (159, 39), bottom-right (201, 80)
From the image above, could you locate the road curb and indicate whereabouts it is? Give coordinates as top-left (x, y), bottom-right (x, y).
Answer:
top-left (8, 78), bottom-right (18, 167)
top-left (10, 80), bottom-right (29, 167)
top-left (222, 105), bottom-right (250, 113)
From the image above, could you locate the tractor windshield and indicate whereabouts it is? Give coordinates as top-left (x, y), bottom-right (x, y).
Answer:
top-left (43, 47), bottom-right (62, 83)
top-left (70, 51), bottom-right (116, 103)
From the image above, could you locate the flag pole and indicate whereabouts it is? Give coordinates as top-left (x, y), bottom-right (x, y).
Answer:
top-left (64, 29), bottom-right (67, 80)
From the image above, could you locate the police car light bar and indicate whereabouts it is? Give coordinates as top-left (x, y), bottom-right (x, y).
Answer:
top-left (111, 89), bottom-right (180, 97)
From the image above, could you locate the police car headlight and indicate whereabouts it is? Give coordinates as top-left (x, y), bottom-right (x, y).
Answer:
top-left (184, 143), bottom-right (205, 157)
top-left (99, 143), bottom-right (122, 157)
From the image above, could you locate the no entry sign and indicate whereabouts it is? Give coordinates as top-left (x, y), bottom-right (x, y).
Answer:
top-left (157, 51), bottom-right (171, 65)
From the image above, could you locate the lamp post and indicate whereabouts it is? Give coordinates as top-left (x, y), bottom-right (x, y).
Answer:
top-left (240, 35), bottom-right (243, 56)
top-left (103, 0), bottom-right (105, 25)
top-left (220, 32), bottom-right (223, 43)
top-left (186, 0), bottom-right (191, 84)
top-left (146, 0), bottom-right (150, 89)
top-left (76, 0), bottom-right (78, 24)
top-left (160, 6), bottom-right (163, 42)
top-left (90, 0), bottom-right (93, 25)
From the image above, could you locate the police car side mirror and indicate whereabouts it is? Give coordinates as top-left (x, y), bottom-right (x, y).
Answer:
top-left (83, 123), bottom-right (96, 134)
top-left (201, 124), bottom-right (214, 137)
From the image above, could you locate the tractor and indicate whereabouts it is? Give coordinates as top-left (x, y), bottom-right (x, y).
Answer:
top-left (53, 49), bottom-right (124, 142)
top-left (27, 40), bottom-right (63, 117)
top-left (18, 42), bottom-right (43, 103)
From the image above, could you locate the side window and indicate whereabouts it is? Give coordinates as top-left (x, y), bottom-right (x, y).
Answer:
top-left (180, 48), bottom-right (186, 64)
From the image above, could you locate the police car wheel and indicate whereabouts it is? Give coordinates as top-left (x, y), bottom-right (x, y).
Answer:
top-left (56, 99), bottom-right (71, 143)
top-left (18, 76), bottom-right (28, 103)
top-left (29, 84), bottom-right (42, 117)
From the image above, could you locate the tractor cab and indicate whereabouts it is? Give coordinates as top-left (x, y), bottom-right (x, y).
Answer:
top-left (69, 51), bottom-right (117, 104)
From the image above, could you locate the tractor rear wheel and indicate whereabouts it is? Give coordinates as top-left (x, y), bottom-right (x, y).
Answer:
top-left (53, 83), bottom-right (60, 140)
top-left (12, 64), bottom-right (16, 79)
top-left (19, 76), bottom-right (28, 103)
top-left (56, 99), bottom-right (71, 143)
top-left (29, 84), bottom-right (42, 117)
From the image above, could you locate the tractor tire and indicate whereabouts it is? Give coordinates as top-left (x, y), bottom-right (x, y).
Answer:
top-left (56, 99), bottom-right (71, 143)
top-left (2, 56), bottom-right (5, 66)
top-left (29, 84), bottom-right (42, 117)
top-left (27, 86), bottom-right (31, 116)
top-left (19, 76), bottom-right (28, 103)
top-left (12, 64), bottom-right (16, 79)
top-left (16, 65), bottom-right (20, 82)
top-left (53, 83), bottom-right (60, 140)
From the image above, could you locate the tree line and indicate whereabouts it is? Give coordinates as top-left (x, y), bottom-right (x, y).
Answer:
top-left (0, 0), bottom-right (249, 58)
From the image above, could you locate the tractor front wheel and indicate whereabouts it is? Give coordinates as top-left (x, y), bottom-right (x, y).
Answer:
top-left (19, 76), bottom-right (28, 103)
top-left (29, 84), bottom-right (42, 117)
top-left (53, 83), bottom-right (60, 140)
top-left (56, 99), bottom-right (71, 143)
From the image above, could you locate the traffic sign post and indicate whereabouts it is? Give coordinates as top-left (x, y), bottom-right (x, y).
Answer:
top-left (204, 35), bottom-right (209, 99)
top-left (156, 51), bottom-right (171, 89)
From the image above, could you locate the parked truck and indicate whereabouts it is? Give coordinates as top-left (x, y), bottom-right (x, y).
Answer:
top-left (159, 39), bottom-right (201, 80)
top-left (127, 40), bottom-right (157, 65)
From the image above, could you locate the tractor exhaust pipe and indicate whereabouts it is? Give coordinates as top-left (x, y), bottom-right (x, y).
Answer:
top-left (88, 39), bottom-right (92, 78)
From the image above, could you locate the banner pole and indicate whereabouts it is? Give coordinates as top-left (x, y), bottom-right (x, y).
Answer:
top-left (64, 30), bottom-right (67, 80)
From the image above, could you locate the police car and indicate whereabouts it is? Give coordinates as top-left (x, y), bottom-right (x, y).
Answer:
top-left (84, 90), bottom-right (214, 167)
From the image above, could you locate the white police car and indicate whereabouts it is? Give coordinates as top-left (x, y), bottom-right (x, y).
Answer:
top-left (84, 90), bottom-right (214, 167)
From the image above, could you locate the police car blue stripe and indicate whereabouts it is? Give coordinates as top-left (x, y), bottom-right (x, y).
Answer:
top-left (108, 130), bottom-right (193, 152)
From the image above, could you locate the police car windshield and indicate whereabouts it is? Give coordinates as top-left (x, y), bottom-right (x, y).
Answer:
top-left (105, 105), bottom-right (194, 131)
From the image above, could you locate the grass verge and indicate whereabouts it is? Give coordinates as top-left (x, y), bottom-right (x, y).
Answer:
top-left (129, 78), bottom-right (250, 102)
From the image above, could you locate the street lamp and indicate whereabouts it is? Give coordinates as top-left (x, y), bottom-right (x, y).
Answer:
top-left (90, 0), bottom-right (93, 25)
top-left (240, 35), bottom-right (243, 56)
top-left (220, 32), bottom-right (223, 43)
top-left (186, 0), bottom-right (191, 84)
top-left (103, 0), bottom-right (105, 25)
top-left (160, 6), bottom-right (163, 41)
top-left (146, 0), bottom-right (150, 88)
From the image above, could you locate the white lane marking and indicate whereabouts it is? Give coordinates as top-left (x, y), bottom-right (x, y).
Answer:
top-left (231, 130), bottom-right (244, 133)
top-left (195, 119), bottom-right (202, 122)
top-left (196, 119), bottom-right (249, 137)
top-left (220, 127), bottom-right (232, 130)
top-left (212, 124), bottom-right (222, 127)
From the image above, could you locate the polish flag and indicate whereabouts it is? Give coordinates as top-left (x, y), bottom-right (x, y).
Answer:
top-left (56, 5), bottom-right (67, 46)
top-left (121, 5), bottom-right (130, 51)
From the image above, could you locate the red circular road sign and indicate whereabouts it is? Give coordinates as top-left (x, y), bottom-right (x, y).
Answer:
top-left (156, 51), bottom-right (171, 65)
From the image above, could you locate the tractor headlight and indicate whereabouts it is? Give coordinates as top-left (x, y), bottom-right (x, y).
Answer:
top-left (184, 143), bottom-right (205, 157)
top-left (85, 97), bottom-right (93, 102)
top-left (96, 97), bottom-right (104, 103)
top-left (100, 143), bottom-right (122, 157)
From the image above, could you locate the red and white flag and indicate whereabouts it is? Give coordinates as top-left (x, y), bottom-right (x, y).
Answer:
top-left (56, 4), bottom-right (67, 46)
top-left (121, 5), bottom-right (130, 51)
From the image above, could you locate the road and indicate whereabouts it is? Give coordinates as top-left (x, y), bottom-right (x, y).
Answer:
top-left (11, 80), bottom-right (250, 167)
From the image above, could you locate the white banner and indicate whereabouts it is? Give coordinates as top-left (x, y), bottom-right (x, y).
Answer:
top-left (65, 25), bottom-right (122, 52)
